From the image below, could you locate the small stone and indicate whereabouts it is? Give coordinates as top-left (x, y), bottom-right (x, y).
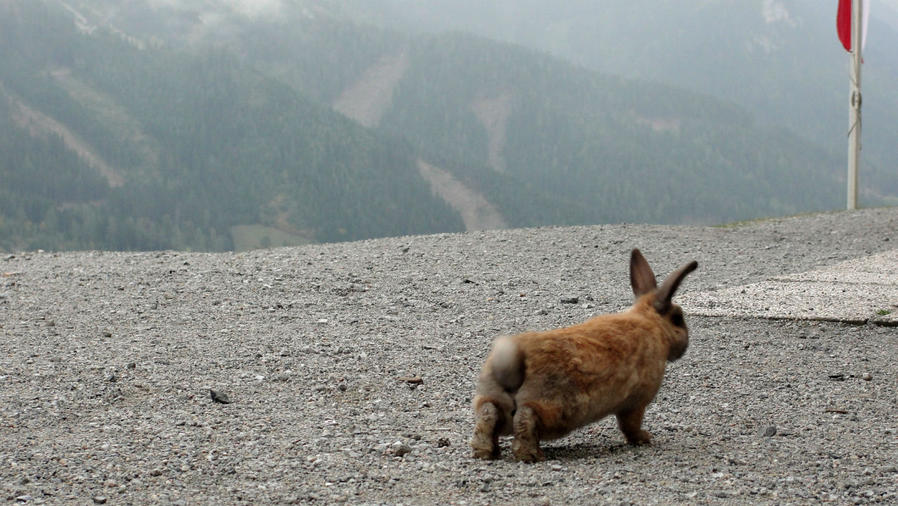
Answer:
top-left (436, 437), bottom-right (450, 448)
top-left (862, 372), bottom-right (872, 381)
top-left (210, 389), bottom-right (231, 404)
top-left (397, 376), bottom-right (423, 385)
top-left (828, 373), bottom-right (846, 381)
top-left (103, 331), bottom-right (113, 338)
top-left (93, 496), bottom-right (107, 504)
top-left (560, 297), bottom-right (579, 304)
top-left (762, 426), bottom-right (777, 437)
top-left (392, 442), bottom-right (412, 457)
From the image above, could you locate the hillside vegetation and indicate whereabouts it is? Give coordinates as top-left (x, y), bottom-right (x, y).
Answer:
top-left (0, 1), bottom-right (463, 251)
top-left (1, 0), bottom-right (890, 251)
top-left (343, 0), bottom-right (898, 195)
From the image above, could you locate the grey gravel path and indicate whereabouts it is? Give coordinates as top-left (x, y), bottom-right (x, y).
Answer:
top-left (1, 208), bottom-right (897, 504)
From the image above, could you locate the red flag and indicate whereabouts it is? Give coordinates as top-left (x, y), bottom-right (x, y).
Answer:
top-left (837, 0), bottom-right (852, 51)
top-left (837, 0), bottom-right (870, 52)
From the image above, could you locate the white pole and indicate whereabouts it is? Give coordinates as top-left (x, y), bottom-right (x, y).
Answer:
top-left (847, 0), bottom-right (863, 210)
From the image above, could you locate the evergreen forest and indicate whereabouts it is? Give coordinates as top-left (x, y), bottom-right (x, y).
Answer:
top-left (1, 0), bottom-right (893, 252)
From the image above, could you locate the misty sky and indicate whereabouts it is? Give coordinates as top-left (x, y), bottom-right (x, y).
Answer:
top-left (148, 0), bottom-right (284, 17)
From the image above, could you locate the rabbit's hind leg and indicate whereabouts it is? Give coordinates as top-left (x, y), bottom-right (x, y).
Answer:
top-left (512, 404), bottom-right (545, 463)
top-left (471, 398), bottom-right (503, 459)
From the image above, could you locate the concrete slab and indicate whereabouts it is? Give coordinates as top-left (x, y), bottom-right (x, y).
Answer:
top-left (681, 249), bottom-right (898, 325)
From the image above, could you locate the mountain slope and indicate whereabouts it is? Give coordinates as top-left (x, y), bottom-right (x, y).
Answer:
top-left (207, 11), bottom-right (857, 225)
top-left (376, 33), bottom-right (847, 224)
top-left (3, 0), bottom-right (891, 252)
top-left (0, 0), bottom-right (464, 251)
top-left (340, 0), bottom-right (898, 199)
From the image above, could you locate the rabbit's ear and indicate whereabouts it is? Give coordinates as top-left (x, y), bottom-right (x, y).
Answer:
top-left (630, 249), bottom-right (657, 297)
top-left (653, 261), bottom-right (698, 314)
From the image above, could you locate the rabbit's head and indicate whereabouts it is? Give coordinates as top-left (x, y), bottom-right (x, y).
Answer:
top-left (629, 248), bottom-right (698, 361)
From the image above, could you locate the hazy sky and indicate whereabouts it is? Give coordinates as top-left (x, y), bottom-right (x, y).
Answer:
top-left (146, 0), bottom-right (284, 17)
top-left (228, 0), bottom-right (283, 17)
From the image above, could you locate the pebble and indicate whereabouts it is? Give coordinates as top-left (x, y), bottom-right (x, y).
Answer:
top-left (392, 442), bottom-right (412, 458)
top-left (209, 390), bottom-right (231, 404)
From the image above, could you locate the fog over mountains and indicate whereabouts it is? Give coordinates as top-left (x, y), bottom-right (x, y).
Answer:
top-left (1, 0), bottom-right (896, 251)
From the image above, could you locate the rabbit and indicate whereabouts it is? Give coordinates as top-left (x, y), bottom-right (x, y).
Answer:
top-left (470, 248), bottom-right (697, 462)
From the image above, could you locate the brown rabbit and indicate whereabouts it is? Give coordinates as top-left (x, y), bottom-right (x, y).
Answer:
top-left (470, 248), bottom-right (697, 462)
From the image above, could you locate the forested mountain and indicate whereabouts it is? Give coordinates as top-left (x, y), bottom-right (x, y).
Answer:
top-left (376, 33), bottom-right (846, 224)
top-left (1, 0), bottom-right (893, 251)
top-left (0, 1), bottom-right (463, 251)
top-left (340, 0), bottom-right (898, 198)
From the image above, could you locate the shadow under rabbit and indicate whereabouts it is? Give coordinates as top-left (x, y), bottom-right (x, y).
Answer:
top-left (542, 441), bottom-right (658, 461)
top-left (488, 433), bottom-right (666, 463)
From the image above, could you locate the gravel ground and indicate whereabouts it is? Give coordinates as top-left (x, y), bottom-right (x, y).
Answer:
top-left (1, 208), bottom-right (897, 504)
top-left (681, 247), bottom-right (898, 324)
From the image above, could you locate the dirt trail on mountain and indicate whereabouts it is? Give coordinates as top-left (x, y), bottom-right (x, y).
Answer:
top-left (334, 52), bottom-right (507, 232)
top-left (417, 159), bottom-right (507, 231)
top-left (471, 92), bottom-right (512, 173)
top-left (4, 86), bottom-right (124, 187)
top-left (332, 51), bottom-right (408, 128)
top-left (51, 67), bottom-right (160, 168)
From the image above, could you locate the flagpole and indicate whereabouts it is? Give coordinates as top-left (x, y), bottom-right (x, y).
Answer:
top-left (847, 0), bottom-right (862, 210)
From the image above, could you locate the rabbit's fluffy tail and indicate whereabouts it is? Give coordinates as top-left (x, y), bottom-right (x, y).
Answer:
top-left (491, 336), bottom-right (525, 392)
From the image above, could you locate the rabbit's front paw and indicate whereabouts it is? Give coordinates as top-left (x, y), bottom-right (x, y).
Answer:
top-left (626, 429), bottom-right (652, 445)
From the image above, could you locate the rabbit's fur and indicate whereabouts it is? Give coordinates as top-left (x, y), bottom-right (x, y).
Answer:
top-left (471, 248), bottom-right (697, 462)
